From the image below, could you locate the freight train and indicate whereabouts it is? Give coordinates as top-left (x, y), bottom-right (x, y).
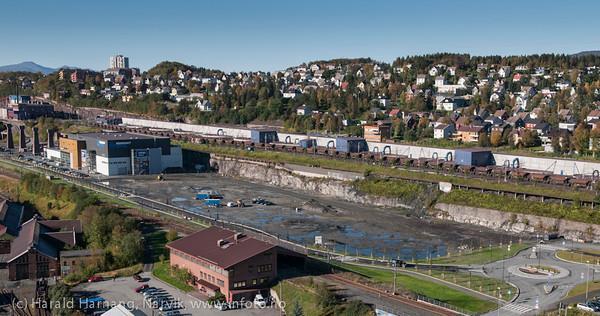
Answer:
top-left (99, 123), bottom-right (599, 190)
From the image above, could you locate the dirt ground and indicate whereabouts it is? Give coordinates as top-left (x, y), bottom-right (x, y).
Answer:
top-left (107, 173), bottom-right (530, 260)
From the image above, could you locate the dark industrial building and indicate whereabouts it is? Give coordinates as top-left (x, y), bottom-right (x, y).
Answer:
top-left (250, 129), bottom-right (279, 144)
top-left (335, 137), bottom-right (369, 153)
top-left (454, 148), bottom-right (495, 166)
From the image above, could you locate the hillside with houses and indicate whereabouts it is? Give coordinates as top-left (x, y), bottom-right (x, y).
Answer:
top-left (3, 53), bottom-right (600, 156)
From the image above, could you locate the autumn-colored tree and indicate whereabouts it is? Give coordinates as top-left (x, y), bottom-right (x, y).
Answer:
top-left (490, 131), bottom-right (503, 147)
top-left (573, 123), bottom-right (590, 154)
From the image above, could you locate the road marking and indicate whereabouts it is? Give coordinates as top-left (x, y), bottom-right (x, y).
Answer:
top-left (500, 303), bottom-right (534, 314)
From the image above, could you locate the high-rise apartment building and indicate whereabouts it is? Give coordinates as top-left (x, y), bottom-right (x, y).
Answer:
top-left (109, 55), bottom-right (129, 69)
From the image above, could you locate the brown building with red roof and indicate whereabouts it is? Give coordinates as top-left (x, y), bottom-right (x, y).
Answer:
top-left (0, 198), bottom-right (82, 280)
top-left (166, 227), bottom-right (277, 302)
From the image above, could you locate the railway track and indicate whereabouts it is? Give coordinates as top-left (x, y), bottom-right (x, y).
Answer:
top-left (321, 273), bottom-right (460, 316)
top-left (97, 123), bottom-right (600, 206)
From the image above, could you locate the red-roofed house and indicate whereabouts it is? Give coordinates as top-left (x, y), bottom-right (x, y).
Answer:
top-left (166, 227), bottom-right (277, 302)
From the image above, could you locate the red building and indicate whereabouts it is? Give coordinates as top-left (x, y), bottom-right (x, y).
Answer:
top-left (166, 227), bottom-right (277, 302)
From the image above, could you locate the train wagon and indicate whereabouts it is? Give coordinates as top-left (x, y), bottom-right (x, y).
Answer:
top-left (570, 177), bottom-right (592, 188)
top-left (530, 173), bottom-right (550, 183)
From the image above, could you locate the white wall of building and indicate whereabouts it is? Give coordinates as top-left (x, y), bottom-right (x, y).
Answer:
top-left (96, 156), bottom-right (131, 176)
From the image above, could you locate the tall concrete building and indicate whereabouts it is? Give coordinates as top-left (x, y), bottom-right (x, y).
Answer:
top-left (109, 55), bottom-right (129, 69)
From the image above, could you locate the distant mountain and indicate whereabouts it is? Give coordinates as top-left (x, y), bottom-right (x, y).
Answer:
top-left (572, 51), bottom-right (600, 57)
top-left (0, 61), bottom-right (56, 74)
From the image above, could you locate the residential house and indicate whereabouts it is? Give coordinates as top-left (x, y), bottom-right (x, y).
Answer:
top-left (296, 105), bottom-right (311, 116)
top-left (587, 110), bottom-right (600, 122)
top-left (362, 121), bottom-right (392, 142)
top-left (416, 74), bottom-right (426, 85)
top-left (434, 123), bottom-right (455, 139)
top-left (453, 125), bottom-right (486, 143)
top-left (195, 100), bottom-right (212, 112)
top-left (437, 97), bottom-right (467, 111)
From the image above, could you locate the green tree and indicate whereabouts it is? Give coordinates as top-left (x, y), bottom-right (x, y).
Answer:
top-left (292, 300), bottom-right (304, 316)
top-left (166, 229), bottom-right (179, 242)
top-left (48, 282), bottom-right (74, 316)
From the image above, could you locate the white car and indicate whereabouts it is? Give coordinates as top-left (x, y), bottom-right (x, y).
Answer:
top-left (576, 303), bottom-right (595, 312)
top-left (253, 294), bottom-right (266, 308)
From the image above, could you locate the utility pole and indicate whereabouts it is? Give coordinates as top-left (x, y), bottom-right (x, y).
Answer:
top-left (392, 258), bottom-right (398, 295)
top-left (586, 260), bottom-right (591, 302)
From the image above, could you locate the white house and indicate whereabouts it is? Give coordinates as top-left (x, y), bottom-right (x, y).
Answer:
top-left (296, 105), bottom-right (311, 116)
top-left (428, 67), bottom-right (439, 76)
top-left (195, 100), bottom-right (212, 112)
top-left (416, 74), bottom-right (427, 85)
top-left (434, 124), bottom-right (455, 139)
top-left (434, 76), bottom-right (446, 87)
top-left (498, 66), bottom-right (511, 78)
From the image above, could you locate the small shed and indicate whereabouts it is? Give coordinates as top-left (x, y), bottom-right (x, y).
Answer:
top-left (335, 137), bottom-right (369, 153)
top-left (454, 148), bottom-right (494, 166)
top-left (299, 139), bottom-right (317, 149)
top-left (250, 129), bottom-right (279, 144)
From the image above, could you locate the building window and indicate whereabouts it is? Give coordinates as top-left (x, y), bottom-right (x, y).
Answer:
top-left (259, 277), bottom-right (268, 284)
top-left (252, 279), bottom-right (257, 285)
top-left (233, 281), bottom-right (246, 289)
top-left (258, 264), bottom-right (272, 273)
top-left (248, 265), bottom-right (253, 273)
top-left (217, 279), bottom-right (224, 286)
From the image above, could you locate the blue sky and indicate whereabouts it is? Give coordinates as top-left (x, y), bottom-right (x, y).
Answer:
top-left (2, 0), bottom-right (599, 72)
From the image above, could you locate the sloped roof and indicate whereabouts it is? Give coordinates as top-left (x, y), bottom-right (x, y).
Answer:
top-left (166, 227), bottom-right (275, 269)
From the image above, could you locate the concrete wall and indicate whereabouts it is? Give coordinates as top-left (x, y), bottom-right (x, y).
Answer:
top-left (433, 203), bottom-right (600, 242)
top-left (121, 117), bottom-right (600, 176)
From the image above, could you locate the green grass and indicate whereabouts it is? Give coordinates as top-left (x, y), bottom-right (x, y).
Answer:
top-left (556, 250), bottom-right (600, 265)
top-left (439, 190), bottom-right (600, 225)
top-left (145, 230), bottom-right (168, 262)
top-left (179, 142), bottom-right (597, 202)
top-left (353, 178), bottom-right (425, 198)
top-left (152, 261), bottom-right (194, 292)
top-left (421, 243), bottom-right (530, 265)
top-left (274, 278), bottom-right (321, 316)
top-left (332, 262), bottom-right (497, 314)
top-left (567, 280), bottom-right (600, 299)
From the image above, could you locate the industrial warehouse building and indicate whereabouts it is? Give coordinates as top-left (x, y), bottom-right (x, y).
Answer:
top-left (166, 227), bottom-right (277, 302)
top-left (44, 132), bottom-right (182, 176)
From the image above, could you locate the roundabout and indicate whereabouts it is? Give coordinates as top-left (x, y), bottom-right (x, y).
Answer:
top-left (507, 264), bottom-right (570, 280)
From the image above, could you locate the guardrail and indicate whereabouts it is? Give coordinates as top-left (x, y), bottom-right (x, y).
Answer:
top-left (416, 295), bottom-right (475, 316)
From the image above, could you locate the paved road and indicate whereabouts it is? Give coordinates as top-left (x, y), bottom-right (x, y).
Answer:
top-left (73, 272), bottom-right (279, 316)
top-left (482, 241), bottom-right (597, 315)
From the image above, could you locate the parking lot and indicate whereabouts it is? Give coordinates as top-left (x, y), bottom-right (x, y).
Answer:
top-left (73, 272), bottom-right (280, 316)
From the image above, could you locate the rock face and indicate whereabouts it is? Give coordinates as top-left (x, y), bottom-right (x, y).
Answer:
top-left (211, 155), bottom-right (425, 209)
top-left (433, 203), bottom-right (600, 242)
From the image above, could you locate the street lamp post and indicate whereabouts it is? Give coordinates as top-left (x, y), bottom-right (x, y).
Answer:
top-left (392, 258), bottom-right (398, 295)
top-left (586, 260), bottom-right (591, 302)
top-left (496, 286), bottom-right (501, 316)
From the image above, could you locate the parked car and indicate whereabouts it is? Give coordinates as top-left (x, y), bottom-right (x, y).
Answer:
top-left (88, 276), bottom-right (103, 283)
top-left (135, 284), bottom-right (149, 293)
top-left (254, 294), bottom-right (267, 308)
top-left (577, 302), bottom-right (595, 312)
